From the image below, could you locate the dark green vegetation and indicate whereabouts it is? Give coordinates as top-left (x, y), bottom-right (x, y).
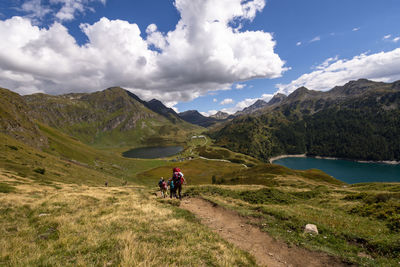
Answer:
top-left (211, 79), bottom-right (400, 162)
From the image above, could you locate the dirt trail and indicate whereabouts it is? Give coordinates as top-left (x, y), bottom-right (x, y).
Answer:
top-left (180, 198), bottom-right (350, 267)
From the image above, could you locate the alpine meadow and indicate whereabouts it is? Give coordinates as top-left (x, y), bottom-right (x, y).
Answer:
top-left (1, 0), bottom-right (400, 266)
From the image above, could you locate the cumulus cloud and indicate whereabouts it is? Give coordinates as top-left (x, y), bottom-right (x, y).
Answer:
top-left (220, 98), bottom-right (234, 105)
top-left (393, 36), bottom-right (400, 43)
top-left (352, 27), bottom-right (360, 32)
top-left (296, 41), bottom-right (302, 46)
top-left (0, 0), bottom-right (286, 107)
top-left (383, 34), bottom-right (392, 40)
top-left (277, 48), bottom-right (400, 95)
top-left (213, 98), bottom-right (217, 102)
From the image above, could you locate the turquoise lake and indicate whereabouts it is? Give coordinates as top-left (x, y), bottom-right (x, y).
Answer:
top-left (273, 157), bottom-right (400, 184)
top-left (122, 146), bottom-right (183, 159)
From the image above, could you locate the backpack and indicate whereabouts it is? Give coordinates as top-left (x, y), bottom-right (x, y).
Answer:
top-left (161, 181), bottom-right (167, 189)
top-left (168, 180), bottom-right (174, 189)
top-left (173, 171), bottom-right (182, 185)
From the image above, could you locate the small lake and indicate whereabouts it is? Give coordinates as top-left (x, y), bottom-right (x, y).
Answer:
top-left (122, 146), bottom-right (183, 159)
top-left (273, 157), bottom-right (400, 184)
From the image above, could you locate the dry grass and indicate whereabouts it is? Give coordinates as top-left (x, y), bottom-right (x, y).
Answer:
top-left (0, 170), bottom-right (255, 266)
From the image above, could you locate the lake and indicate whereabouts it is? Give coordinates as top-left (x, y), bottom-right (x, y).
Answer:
top-left (122, 146), bottom-right (183, 159)
top-left (273, 157), bottom-right (400, 184)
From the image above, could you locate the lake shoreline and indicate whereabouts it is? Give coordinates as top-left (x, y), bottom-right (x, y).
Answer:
top-left (270, 154), bottom-right (400, 165)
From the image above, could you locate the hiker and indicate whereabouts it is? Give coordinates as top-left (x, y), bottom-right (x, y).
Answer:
top-left (172, 167), bottom-right (186, 199)
top-left (158, 177), bottom-right (168, 198)
top-left (168, 178), bottom-right (176, 199)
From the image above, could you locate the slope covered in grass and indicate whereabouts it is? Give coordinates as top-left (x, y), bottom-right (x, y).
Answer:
top-left (0, 172), bottom-right (256, 266)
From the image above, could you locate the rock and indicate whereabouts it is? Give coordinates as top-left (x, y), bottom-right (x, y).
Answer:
top-left (39, 213), bottom-right (49, 217)
top-left (304, 224), bottom-right (318, 235)
top-left (357, 252), bottom-right (373, 259)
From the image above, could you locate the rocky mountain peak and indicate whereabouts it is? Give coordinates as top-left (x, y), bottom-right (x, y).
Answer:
top-left (268, 93), bottom-right (287, 105)
top-left (210, 111), bottom-right (230, 120)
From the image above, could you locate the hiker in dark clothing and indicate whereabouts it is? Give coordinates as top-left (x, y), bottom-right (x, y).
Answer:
top-left (172, 167), bottom-right (186, 200)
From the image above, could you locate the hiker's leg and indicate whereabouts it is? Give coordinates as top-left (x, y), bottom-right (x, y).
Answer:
top-left (177, 184), bottom-right (182, 199)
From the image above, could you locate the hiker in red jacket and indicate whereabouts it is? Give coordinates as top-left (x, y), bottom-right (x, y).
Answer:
top-left (172, 167), bottom-right (185, 199)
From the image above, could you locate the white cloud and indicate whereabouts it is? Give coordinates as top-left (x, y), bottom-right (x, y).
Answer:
top-left (277, 48), bottom-right (400, 95)
top-left (235, 83), bottom-right (246, 89)
top-left (352, 27), bottom-right (360, 32)
top-left (217, 93), bottom-right (274, 114)
top-left (393, 36), bottom-right (400, 43)
top-left (20, 0), bottom-right (106, 22)
top-left (314, 55), bottom-right (338, 70)
top-left (21, 0), bottom-right (52, 22)
top-left (0, 0), bottom-right (287, 106)
top-left (201, 110), bottom-right (218, 117)
top-left (310, 36), bottom-right (320, 43)
top-left (213, 98), bottom-right (217, 102)
top-left (383, 34), bottom-right (392, 40)
top-left (220, 98), bottom-right (234, 105)
top-left (296, 41), bottom-right (302, 46)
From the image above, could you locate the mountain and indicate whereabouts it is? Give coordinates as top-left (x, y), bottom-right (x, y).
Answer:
top-left (23, 87), bottom-right (198, 148)
top-left (267, 93), bottom-right (287, 106)
top-left (211, 79), bottom-right (400, 162)
top-left (145, 99), bottom-right (180, 123)
top-left (179, 110), bottom-right (219, 127)
top-left (0, 87), bottom-right (48, 148)
top-left (235, 100), bottom-right (268, 116)
top-left (210, 111), bottom-right (230, 120)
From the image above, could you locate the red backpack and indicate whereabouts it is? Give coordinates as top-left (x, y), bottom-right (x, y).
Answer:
top-left (173, 171), bottom-right (182, 185)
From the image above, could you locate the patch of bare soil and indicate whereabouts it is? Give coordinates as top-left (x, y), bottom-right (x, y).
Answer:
top-left (180, 197), bottom-right (351, 267)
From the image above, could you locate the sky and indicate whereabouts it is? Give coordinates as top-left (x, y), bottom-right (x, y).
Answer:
top-left (1, 0), bottom-right (400, 115)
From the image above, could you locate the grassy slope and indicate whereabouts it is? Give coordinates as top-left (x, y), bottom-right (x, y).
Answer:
top-left (1, 94), bottom-right (399, 266)
top-left (184, 181), bottom-right (400, 266)
top-left (24, 89), bottom-right (201, 150)
top-left (0, 172), bottom-right (256, 266)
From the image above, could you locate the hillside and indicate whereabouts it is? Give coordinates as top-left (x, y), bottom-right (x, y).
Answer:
top-left (211, 79), bottom-right (400, 161)
top-left (0, 88), bottom-right (48, 148)
top-left (179, 110), bottom-right (222, 127)
top-left (23, 87), bottom-right (199, 148)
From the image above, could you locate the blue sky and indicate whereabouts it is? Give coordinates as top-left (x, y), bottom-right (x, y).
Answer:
top-left (1, 0), bottom-right (400, 115)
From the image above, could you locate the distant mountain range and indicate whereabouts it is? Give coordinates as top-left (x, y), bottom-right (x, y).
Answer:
top-left (2, 86), bottom-right (198, 149)
top-left (2, 78), bottom-right (399, 162)
top-left (210, 79), bottom-right (400, 162)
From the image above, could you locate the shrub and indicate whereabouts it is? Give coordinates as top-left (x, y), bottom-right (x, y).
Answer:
top-left (34, 168), bottom-right (46, 175)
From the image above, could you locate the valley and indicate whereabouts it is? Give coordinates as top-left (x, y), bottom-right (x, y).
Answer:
top-left (1, 81), bottom-right (400, 266)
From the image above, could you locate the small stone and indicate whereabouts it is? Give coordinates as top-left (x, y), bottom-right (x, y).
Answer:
top-left (357, 252), bottom-right (373, 259)
top-left (39, 213), bottom-right (49, 217)
top-left (304, 224), bottom-right (318, 235)
top-left (323, 236), bottom-right (327, 239)
top-left (219, 228), bottom-right (223, 231)
top-left (240, 224), bottom-right (244, 227)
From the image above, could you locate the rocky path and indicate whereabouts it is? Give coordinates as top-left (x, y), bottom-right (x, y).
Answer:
top-left (180, 197), bottom-right (351, 267)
